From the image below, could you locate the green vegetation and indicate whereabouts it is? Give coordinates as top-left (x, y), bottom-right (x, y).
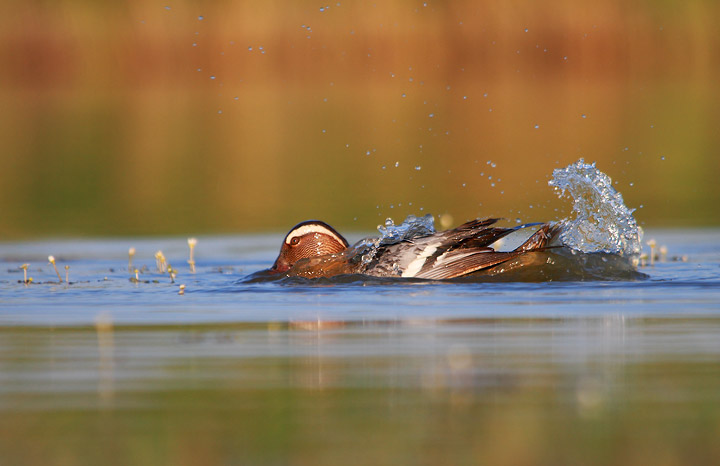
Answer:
top-left (0, 0), bottom-right (718, 237)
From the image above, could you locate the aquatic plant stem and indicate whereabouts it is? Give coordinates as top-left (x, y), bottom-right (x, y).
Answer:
top-left (20, 264), bottom-right (29, 285)
top-left (48, 256), bottom-right (63, 283)
top-left (188, 238), bottom-right (197, 273)
top-left (128, 247), bottom-right (136, 272)
top-left (647, 239), bottom-right (657, 266)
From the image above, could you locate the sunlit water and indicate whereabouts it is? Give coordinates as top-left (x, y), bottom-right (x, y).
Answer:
top-left (1, 164), bottom-right (719, 464)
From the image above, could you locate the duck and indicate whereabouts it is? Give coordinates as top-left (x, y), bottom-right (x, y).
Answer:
top-left (269, 217), bottom-right (561, 280)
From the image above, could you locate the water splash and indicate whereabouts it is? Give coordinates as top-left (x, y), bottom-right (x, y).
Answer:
top-left (357, 214), bottom-right (435, 266)
top-left (549, 159), bottom-right (642, 256)
top-left (377, 214), bottom-right (435, 245)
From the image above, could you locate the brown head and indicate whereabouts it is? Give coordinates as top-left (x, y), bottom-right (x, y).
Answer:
top-left (271, 220), bottom-right (349, 273)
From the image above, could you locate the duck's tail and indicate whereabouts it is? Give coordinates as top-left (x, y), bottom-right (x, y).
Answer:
top-left (515, 223), bottom-right (563, 252)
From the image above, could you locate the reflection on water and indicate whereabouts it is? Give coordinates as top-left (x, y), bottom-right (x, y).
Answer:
top-left (1, 316), bottom-right (720, 465)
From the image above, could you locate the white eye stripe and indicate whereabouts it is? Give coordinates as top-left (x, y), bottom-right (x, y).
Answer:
top-left (286, 224), bottom-right (345, 246)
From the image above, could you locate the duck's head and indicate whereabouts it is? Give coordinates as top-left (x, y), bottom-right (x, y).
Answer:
top-left (271, 220), bottom-right (349, 273)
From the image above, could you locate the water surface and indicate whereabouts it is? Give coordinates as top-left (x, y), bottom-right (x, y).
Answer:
top-left (1, 230), bottom-right (719, 465)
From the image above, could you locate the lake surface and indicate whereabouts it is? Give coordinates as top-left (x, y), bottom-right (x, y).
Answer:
top-left (1, 229), bottom-right (719, 465)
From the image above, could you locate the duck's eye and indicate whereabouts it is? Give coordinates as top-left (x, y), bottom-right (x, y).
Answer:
top-left (290, 237), bottom-right (300, 246)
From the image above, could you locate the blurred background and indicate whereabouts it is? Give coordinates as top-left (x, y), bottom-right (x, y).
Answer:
top-left (1, 0), bottom-right (718, 238)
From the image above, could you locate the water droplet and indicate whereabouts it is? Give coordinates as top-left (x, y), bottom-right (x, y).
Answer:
top-left (164, 6), bottom-right (171, 10)
top-left (415, 166), bottom-right (422, 171)
top-left (381, 166), bottom-right (386, 170)
top-left (581, 114), bottom-right (587, 119)
top-left (401, 93), bottom-right (406, 98)
top-left (463, 95), bottom-right (467, 100)
top-left (210, 76), bottom-right (216, 80)
top-left (217, 110), bottom-right (222, 114)
top-left (534, 124), bottom-right (540, 129)
top-left (322, 129), bottom-right (326, 133)
top-left (428, 113), bottom-right (435, 118)
top-left (248, 47), bottom-right (253, 51)
top-left (394, 161), bottom-right (399, 168)
top-left (366, 150), bottom-right (371, 156)
top-left (233, 96), bottom-right (239, 100)
top-left (198, 16), bottom-right (204, 20)
top-left (563, 56), bottom-right (568, 60)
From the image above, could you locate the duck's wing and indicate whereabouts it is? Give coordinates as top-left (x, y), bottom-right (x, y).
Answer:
top-left (366, 218), bottom-right (514, 278)
top-left (401, 223), bottom-right (561, 280)
top-left (402, 248), bottom-right (519, 279)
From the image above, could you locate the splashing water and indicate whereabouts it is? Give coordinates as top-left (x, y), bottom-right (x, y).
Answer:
top-left (377, 214), bottom-right (435, 245)
top-left (353, 160), bottom-right (640, 274)
top-left (357, 214), bottom-right (435, 266)
top-left (549, 159), bottom-right (642, 256)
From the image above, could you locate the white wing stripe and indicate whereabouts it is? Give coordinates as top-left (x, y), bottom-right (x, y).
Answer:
top-left (401, 245), bottom-right (438, 278)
